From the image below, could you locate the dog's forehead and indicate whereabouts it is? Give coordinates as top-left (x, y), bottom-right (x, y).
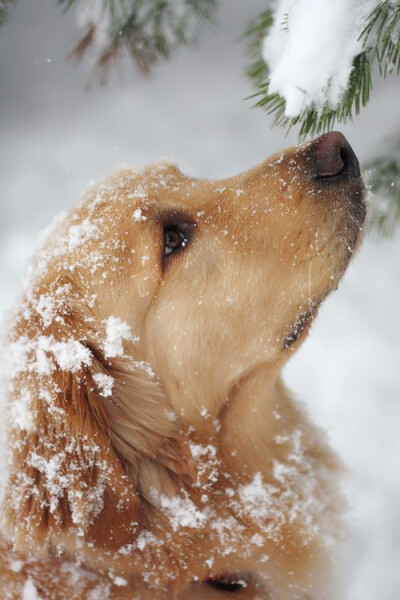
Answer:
top-left (79, 148), bottom-right (312, 228)
top-left (78, 163), bottom-right (200, 219)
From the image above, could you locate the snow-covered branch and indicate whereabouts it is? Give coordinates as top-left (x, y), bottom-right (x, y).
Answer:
top-left (246, 0), bottom-right (400, 138)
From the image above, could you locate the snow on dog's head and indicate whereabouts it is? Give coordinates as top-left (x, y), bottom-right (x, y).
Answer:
top-left (2, 136), bottom-right (364, 598)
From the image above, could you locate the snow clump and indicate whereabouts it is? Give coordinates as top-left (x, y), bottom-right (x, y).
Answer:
top-left (8, 335), bottom-right (92, 378)
top-left (93, 372), bottom-right (114, 398)
top-left (133, 207), bottom-right (147, 222)
top-left (22, 577), bottom-right (42, 600)
top-left (150, 488), bottom-right (208, 532)
top-left (103, 316), bottom-right (139, 359)
top-left (262, 0), bottom-right (380, 117)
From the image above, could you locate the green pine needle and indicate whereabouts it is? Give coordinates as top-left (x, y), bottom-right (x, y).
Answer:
top-left (364, 140), bottom-right (400, 236)
top-left (59, 0), bottom-right (218, 80)
top-left (0, 0), bottom-right (14, 26)
top-left (243, 9), bottom-right (273, 86)
top-left (245, 1), bottom-right (400, 140)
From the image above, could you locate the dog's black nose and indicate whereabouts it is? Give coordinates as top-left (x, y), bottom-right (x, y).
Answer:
top-left (312, 131), bottom-right (360, 179)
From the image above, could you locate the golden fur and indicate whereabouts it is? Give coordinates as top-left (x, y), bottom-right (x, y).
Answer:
top-left (0, 135), bottom-right (365, 599)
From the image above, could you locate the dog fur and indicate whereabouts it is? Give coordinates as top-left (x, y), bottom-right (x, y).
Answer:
top-left (0, 135), bottom-right (365, 599)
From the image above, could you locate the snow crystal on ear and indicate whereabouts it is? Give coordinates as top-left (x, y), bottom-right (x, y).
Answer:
top-left (132, 360), bottom-right (155, 379)
top-left (134, 530), bottom-right (163, 552)
top-left (103, 316), bottom-right (139, 359)
top-left (51, 339), bottom-right (92, 372)
top-left (22, 577), bottom-right (42, 600)
top-left (86, 581), bottom-right (111, 600)
top-left (150, 488), bottom-right (208, 532)
top-left (133, 207), bottom-right (147, 222)
top-left (36, 294), bottom-right (55, 328)
top-left (238, 473), bottom-right (277, 521)
top-left (93, 373), bottom-right (114, 398)
top-left (9, 336), bottom-right (92, 377)
top-left (67, 219), bottom-right (99, 252)
top-left (108, 572), bottom-right (128, 587)
top-left (9, 388), bottom-right (34, 432)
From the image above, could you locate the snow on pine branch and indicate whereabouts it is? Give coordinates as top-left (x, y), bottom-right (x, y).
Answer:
top-left (246, 0), bottom-right (400, 137)
top-left (262, 0), bottom-right (376, 118)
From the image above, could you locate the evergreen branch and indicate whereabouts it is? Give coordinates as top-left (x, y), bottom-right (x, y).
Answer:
top-left (243, 9), bottom-right (273, 86)
top-left (361, 1), bottom-right (400, 74)
top-left (0, 0), bottom-right (14, 26)
top-left (245, 1), bottom-right (399, 140)
top-left (248, 49), bottom-right (374, 139)
top-left (60, 0), bottom-right (218, 80)
top-left (58, 0), bottom-right (77, 10)
top-left (364, 139), bottom-right (400, 236)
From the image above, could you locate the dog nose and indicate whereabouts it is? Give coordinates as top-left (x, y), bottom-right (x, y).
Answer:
top-left (312, 131), bottom-right (360, 179)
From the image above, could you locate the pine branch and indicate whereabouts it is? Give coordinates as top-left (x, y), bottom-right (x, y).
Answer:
top-left (245, 1), bottom-right (400, 140)
top-left (364, 139), bottom-right (400, 236)
top-left (0, 0), bottom-right (14, 26)
top-left (361, 1), bottom-right (400, 75)
top-left (59, 0), bottom-right (218, 81)
top-left (243, 9), bottom-right (273, 86)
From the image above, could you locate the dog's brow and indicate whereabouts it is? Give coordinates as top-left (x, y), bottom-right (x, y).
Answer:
top-left (157, 208), bottom-right (196, 226)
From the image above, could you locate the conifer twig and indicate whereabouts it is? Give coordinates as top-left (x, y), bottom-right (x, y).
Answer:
top-left (59, 0), bottom-right (218, 81)
top-left (245, 1), bottom-right (400, 139)
top-left (364, 139), bottom-right (400, 236)
top-left (0, 0), bottom-right (14, 26)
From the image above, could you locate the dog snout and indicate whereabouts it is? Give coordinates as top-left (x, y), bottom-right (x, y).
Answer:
top-left (311, 131), bottom-right (360, 180)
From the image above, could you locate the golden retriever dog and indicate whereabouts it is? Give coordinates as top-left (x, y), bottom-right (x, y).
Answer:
top-left (0, 131), bottom-right (365, 599)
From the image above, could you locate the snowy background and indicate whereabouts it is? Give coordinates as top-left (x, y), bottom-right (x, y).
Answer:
top-left (0, 1), bottom-right (399, 598)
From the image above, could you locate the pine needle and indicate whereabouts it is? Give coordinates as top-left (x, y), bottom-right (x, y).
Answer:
top-left (245, 0), bottom-right (400, 140)
top-left (0, 0), bottom-right (14, 25)
top-left (59, 0), bottom-right (218, 81)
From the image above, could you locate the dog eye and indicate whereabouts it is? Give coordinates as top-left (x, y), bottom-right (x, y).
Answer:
top-left (205, 576), bottom-right (247, 592)
top-left (163, 226), bottom-right (188, 257)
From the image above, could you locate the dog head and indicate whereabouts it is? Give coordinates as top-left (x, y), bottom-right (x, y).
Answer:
top-left (3, 132), bottom-right (365, 598)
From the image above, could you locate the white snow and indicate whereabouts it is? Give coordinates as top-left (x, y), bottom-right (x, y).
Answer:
top-left (87, 581), bottom-right (111, 600)
top-left (9, 388), bottom-right (34, 432)
top-left (8, 335), bottom-right (92, 377)
top-left (103, 316), bottom-right (138, 359)
top-left (238, 472), bottom-right (276, 520)
top-left (262, 0), bottom-right (379, 117)
top-left (150, 488), bottom-right (208, 531)
top-left (135, 530), bottom-right (163, 551)
top-left (22, 577), bottom-right (42, 600)
top-left (133, 207), bottom-right (147, 222)
top-left (93, 372), bottom-right (114, 397)
top-left (132, 360), bottom-right (155, 379)
top-left (51, 339), bottom-right (92, 372)
top-left (36, 293), bottom-right (55, 328)
top-left (9, 559), bottom-right (23, 573)
top-left (108, 572), bottom-right (128, 587)
top-left (67, 218), bottom-right (98, 252)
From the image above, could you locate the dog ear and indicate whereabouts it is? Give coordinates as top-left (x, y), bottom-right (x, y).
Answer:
top-left (87, 344), bottom-right (195, 503)
top-left (3, 294), bottom-right (191, 557)
top-left (3, 345), bottom-right (142, 555)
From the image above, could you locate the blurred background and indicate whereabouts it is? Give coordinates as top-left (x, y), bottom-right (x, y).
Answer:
top-left (0, 1), bottom-right (399, 598)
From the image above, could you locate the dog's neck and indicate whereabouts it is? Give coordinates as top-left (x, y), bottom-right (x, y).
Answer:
top-left (219, 365), bottom-right (286, 467)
